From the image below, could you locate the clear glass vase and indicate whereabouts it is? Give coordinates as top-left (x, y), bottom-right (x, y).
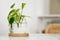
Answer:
top-left (9, 18), bottom-right (28, 34)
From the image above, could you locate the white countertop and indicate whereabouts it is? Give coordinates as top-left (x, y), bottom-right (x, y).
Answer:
top-left (0, 34), bottom-right (60, 40)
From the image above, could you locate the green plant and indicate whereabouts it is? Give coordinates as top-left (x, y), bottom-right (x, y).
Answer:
top-left (7, 2), bottom-right (27, 29)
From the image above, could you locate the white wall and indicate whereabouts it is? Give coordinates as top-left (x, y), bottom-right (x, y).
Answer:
top-left (0, 0), bottom-right (50, 35)
top-left (37, 0), bottom-right (50, 33)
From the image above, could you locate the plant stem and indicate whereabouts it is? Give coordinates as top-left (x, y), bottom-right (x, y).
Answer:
top-left (10, 24), bottom-right (13, 33)
top-left (17, 23), bottom-right (19, 28)
top-left (11, 24), bottom-right (13, 29)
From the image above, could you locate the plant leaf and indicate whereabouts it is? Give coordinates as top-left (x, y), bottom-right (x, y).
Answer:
top-left (9, 17), bottom-right (14, 25)
top-left (9, 9), bottom-right (16, 15)
top-left (8, 9), bottom-right (16, 21)
top-left (10, 3), bottom-right (15, 8)
top-left (19, 14), bottom-right (26, 24)
top-left (22, 3), bottom-right (26, 10)
top-left (14, 15), bottom-right (20, 23)
top-left (16, 9), bottom-right (20, 12)
top-left (14, 15), bottom-right (20, 27)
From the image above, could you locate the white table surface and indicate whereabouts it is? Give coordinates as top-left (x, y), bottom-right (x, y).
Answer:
top-left (0, 34), bottom-right (60, 40)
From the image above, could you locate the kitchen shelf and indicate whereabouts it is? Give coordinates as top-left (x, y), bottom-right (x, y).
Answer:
top-left (38, 15), bottom-right (60, 19)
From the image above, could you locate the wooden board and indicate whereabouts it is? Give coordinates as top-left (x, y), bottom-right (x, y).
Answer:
top-left (45, 24), bottom-right (60, 34)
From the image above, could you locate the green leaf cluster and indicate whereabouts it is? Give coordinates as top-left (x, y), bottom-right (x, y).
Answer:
top-left (7, 3), bottom-right (26, 28)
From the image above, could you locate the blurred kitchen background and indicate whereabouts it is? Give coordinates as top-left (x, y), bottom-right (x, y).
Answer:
top-left (0, 0), bottom-right (58, 35)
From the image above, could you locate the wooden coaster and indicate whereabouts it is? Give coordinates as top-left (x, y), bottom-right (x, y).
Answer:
top-left (9, 33), bottom-right (29, 37)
